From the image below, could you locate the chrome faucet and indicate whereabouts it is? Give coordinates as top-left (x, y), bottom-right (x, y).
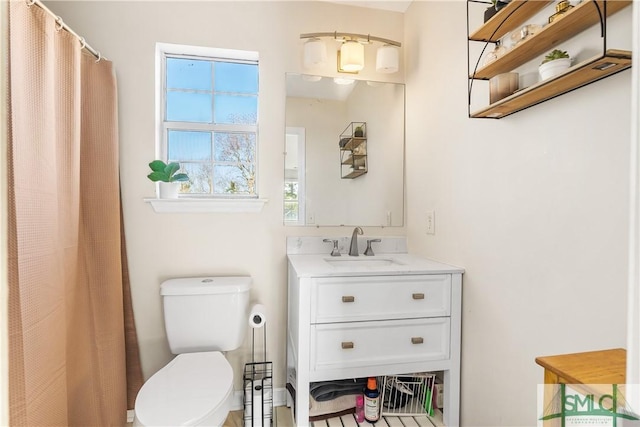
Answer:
top-left (349, 226), bottom-right (363, 256)
top-left (323, 239), bottom-right (341, 257)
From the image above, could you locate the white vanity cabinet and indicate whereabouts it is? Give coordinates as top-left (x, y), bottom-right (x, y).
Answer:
top-left (286, 239), bottom-right (463, 427)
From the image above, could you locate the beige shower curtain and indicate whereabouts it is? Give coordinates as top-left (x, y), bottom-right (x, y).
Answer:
top-left (7, 1), bottom-right (142, 425)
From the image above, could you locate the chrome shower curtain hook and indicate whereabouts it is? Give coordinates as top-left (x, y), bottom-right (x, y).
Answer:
top-left (55, 16), bottom-right (64, 31)
top-left (79, 37), bottom-right (86, 50)
top-left (26, 0), bottom-right (36, 7)
top-left (95, 51), bottom-right (102, 63)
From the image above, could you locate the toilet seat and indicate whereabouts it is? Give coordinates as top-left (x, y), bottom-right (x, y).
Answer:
top-left (134, 351), bottom-right (233, 426)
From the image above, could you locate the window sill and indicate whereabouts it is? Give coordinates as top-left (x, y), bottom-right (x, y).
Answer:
top-left (144, 197), bottom-right (268, 213)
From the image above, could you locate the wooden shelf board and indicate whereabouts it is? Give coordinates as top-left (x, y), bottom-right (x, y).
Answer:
top-left (341, 155), bottom-right (366, 165)
top-left (469, 0), bottom-right (552, 42)
top-left (341, 137), bottom-right (366, 151)
top-left (470, 50), bottom-right (631, 119)
top-left (471, 0), bottom-right (631, 80)
top-left (342, 170), bottom-right (367, 179)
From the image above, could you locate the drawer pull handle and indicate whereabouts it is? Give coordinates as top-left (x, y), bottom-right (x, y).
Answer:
top-left (342, 296), bottom-right (355, 303)
top-left (341, 341), bottom-right (354, 349)
top-left (411, 337), bottom-right (424, 345)
top-left (412, 293), bottom-right (425, 300)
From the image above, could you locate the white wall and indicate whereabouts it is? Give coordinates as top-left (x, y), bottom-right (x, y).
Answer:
top-left (405, 2), bottom-right (632, 426)
top-left (45, 0), bottom-right (405, 394)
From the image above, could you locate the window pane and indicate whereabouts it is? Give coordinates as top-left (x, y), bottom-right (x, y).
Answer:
top-left (284, 182), bottom-right (298, 200)
top-left (167, 91), bottom-right (213, 123)
top-left (284, 201), bottom-right (299, 221)
top-left (168, 130), bottom-right (212, 161)
top-left (214, 132), bottom-right (255, 163)
top-left (214, 165), bottom-right (255, 195)
top-left (214, 62), bottom-right (258, 93)
top-left (284, 182), bottom-right (299, 221)
top-left (160, 48), bottom-right (259, 199)
top-left (166, 58), bottom-right (212, 91)
top-left (179, 162), bottom-right (213, 194)
top-left (214, 94), bottom-right (257, 124)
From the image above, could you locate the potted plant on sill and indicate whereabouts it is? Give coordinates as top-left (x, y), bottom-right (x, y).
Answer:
top-left (539, 49), bottom-right (571, 81)
top-left (147, 160), bottom-right (189, 199)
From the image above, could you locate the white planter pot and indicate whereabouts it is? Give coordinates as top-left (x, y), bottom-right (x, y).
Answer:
top-left (158, 182), bottom-right (180, 199)
top-left (539, 58), bottom-right (571, 81)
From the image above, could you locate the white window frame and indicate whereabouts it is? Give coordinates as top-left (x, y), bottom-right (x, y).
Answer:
top-left (284, 127), bottom-right (306, 225)
top-left (147, 42), bottom-right (267, 213)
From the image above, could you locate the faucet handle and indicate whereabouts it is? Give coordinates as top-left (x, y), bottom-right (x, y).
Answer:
top-left (323, 239), bottom-right (341, 257)
top-left (364, 239), bottom-right (381, 256)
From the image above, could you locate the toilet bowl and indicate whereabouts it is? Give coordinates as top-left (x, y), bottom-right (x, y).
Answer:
top-left (133, 352), bottom-right (233, 427)
top-left (133, 276), bottom-right (251, 426)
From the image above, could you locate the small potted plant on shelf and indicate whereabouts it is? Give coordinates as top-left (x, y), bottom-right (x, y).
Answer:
top-left (484, 0), bottom-right (511, 23)
top-left (354, 126), bottom-right (364, 138)
top-left (147, 160), bottom-right (189, 199)
top-left (539, 49), bottom-right (571, 80)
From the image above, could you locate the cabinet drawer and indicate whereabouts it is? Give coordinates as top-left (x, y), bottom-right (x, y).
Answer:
top-left (311, 275), bottom-right (450, 323)
top-left (310, 318), bottom-right (449, 372)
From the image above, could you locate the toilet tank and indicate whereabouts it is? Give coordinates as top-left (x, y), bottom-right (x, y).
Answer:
top-left (160, 276), bottom-right (251, 354)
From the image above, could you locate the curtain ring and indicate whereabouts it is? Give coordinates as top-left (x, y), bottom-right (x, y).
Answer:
top-left (79, 37), bottom-right (86, 50)
top-left (55, 16), bottom-right (64, 32)
top-left (26, 0), bottom-right (36, 7)
top-left (95, 51), bottom-right (102, 63)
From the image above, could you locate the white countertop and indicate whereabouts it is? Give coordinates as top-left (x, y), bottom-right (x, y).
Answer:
top-left (288, 253), bottom-right (465, 278)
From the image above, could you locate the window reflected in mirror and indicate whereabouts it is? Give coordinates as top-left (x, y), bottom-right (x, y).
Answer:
top-left (284, 127), bottom-right (306, 225)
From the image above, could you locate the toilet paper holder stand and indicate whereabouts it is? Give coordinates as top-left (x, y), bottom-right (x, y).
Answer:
top-left (243, 323), bottom-right (273, 426)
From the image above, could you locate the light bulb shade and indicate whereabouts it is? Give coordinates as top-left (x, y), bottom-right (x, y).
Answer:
top-left (303, 38), bottom-right (327, 68)
top-left (333, 77), bottom-right (355, 85)
top-left (340, 40), bottom-right (364, 72)
top-left (376, 44), bottom-right (399, 73)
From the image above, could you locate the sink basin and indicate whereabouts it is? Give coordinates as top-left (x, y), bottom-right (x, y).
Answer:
top-left (323, 257), bottom-right (402, 268)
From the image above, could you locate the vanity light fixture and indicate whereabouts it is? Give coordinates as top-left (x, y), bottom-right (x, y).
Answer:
top-left (340, 40), bottom-right (365, 72)
top-left (300, 32), bottom-right (401, 74)
top-left (333, 77), bottom-right (355, 85)
top-left (302, 74), bottom-right (323, 82)
top-left (376, 44), bottom-right (399, 74)
top-left (303, 37), bottom-right (328, 68)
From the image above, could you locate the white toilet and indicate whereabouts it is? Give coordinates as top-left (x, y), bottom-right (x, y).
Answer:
top-left (134, 276), bottom-right (251, 427)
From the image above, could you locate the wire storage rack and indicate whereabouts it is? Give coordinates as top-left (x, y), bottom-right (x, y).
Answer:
top-left (243, 319), bottom-right (273, 427)
top-left (380, 373), bottom-right (437, 417)
top-left (243, 361), bottom-right (273, 427)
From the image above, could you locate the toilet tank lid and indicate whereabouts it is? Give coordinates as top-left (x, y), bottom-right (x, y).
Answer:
top-left (161, 276), bottom-right (251, 295)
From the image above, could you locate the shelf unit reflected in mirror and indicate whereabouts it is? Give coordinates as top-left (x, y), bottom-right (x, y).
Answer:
top-left (339, 122), bottom-right (367, 179)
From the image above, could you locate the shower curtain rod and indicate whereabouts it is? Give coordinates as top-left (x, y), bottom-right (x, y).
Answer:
top-left (26, 0), bottom-right (102, 61)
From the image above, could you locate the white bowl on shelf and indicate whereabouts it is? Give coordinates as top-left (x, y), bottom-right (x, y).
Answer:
top-left (539, 58), bottom-right (571, 81)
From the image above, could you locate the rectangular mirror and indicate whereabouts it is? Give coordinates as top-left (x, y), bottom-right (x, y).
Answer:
top-left (284, 73), bottom-right (405, 227)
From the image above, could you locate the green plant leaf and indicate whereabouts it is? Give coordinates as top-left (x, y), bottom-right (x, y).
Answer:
top-left (164, 162), bottom-right (180, 178)
top-left (147, 171), bottom-right (169, 182)
top-left (542, 49), bottom-right (569, 64)
top-left (149, 160), bottom-right (167, 172)
top-left (171, 173), bottom-right (189, 182)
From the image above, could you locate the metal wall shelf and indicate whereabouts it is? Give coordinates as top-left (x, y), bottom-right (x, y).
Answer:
top-left (339, 122), bottom-right (367, 179)
top-left (467, 0), bottom-right (632, 119)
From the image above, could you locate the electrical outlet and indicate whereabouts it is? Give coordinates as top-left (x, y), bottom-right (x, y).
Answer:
top-left (426, 211), bottom-right (435, 235)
